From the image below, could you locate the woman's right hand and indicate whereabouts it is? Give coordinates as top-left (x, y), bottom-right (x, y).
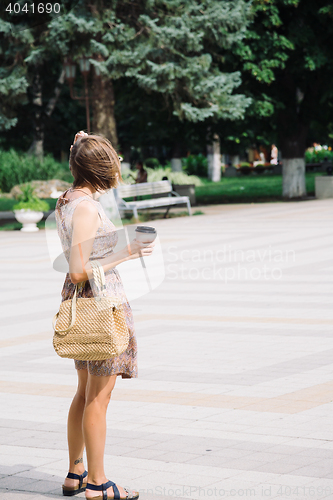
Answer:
top-left (70, 131), bottom-right (88, 151)
top-left (127, 239), bottom-right (155, 259)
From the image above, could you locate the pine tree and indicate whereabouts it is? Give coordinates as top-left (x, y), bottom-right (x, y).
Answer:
top-left (0, 21), bottom-right (30, 131)
top-left (2, 0), bottom-right (252, 156)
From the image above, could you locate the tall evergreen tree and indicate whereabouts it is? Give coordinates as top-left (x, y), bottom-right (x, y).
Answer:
top-left (1, 0), bottom-right (252, 156)
top-left (0, 22), bottom-right (30, 131)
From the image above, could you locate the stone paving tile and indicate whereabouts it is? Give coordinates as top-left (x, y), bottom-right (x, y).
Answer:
top-left (209, 448), bottom-right (255, 459)
top-left (254, 460), bottom-right (306, 474)
top-left (147, 452), bottom-right (204, 464)
top-left (1, 200), bottom-right (333, 498)
top-left (18, 480), bottom-right (61, 494)
top-left (0, 492), bottom-right (59, 500)
top-left (120, 448), bottom-right (172, 460)
top-left (0, 477), bottom-right (40, 491)
top-left (104, 444), bottom-right (138, 456)
top-left (291, 465), bottom-right (333, 478)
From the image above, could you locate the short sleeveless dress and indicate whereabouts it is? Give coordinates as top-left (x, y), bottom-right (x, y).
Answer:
top-left (55, 189), bottom-right (138, 378)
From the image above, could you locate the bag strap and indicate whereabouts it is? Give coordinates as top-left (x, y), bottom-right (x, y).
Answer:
top-left (53, 261), bottom-right (106, 334)
top-left (52, 284), bottom-right (78, 334)
top-left (90, 260), bottom-right (106, 296)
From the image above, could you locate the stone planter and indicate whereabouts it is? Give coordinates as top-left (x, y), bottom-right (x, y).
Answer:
top-left (315, 176), bottom-right (333, 199)
top-left (224, 166), bottom-right (238, 177)
top-left (14, 209), bottom-right (44, 232)
top-left (172, 184), bottom-right (196, 205)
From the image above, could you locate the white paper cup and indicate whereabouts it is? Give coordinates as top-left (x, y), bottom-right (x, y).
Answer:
top-left (135, 225), bottom-right (157, 243)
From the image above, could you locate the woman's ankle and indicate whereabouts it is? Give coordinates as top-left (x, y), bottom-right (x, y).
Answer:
top-left (87, 475), bottom-right (108, 486)
top-left (69, 461), bottom-right (86, 475)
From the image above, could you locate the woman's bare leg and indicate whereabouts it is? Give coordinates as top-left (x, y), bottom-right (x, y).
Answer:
top-left (63, 368), bottom-right (88, 489)
top-left (84, 373), bottom-right (128, 499)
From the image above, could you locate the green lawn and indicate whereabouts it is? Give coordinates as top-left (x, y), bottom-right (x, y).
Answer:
top-left (0, 173), bottom-right (322, 214)
top-left (195, 172), bottom-right (321, 205)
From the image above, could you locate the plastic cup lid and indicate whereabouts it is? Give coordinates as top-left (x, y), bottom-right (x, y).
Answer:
top-left (135, 225), bottom-right (156, 233)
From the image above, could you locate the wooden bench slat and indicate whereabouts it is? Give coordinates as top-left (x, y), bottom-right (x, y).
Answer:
top-left (115, 180), bottom-right (192, 218)
top-left (126, 196), bottom-right (190, 209)
top-left (117, 180), bottom-right (171, 197)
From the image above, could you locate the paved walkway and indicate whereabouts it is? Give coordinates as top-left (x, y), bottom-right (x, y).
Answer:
top-left (0, 199), bottom-right (333, 500)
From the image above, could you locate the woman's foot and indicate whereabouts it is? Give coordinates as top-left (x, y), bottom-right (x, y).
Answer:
top-left (63, 470), bottom-right (88, 496)
top-left (85, 480), bottom-right (139, 500)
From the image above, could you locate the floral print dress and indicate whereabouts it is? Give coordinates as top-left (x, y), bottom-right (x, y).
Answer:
top-left (55, 189), bottom-right (138, 378)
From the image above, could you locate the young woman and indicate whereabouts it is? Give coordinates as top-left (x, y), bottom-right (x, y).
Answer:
top-left (55, 131), bottom-right (154, 500)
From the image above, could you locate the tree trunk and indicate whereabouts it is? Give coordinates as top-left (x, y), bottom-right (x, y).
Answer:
top-left (171, 141), bottom-right (183, 172)
top-left (207, 133), bottom-right (221, 182)
top-left (91, 76), bottom-right (118, 150)
top-left (45, 68), bottom-right (65, 117)
top-left (282, 158), bottom-right (306, 198)
top-left (279, 104), bottom-right (307, 199)
top-left (28, 69), bottom-right (44, 160)
top-left (120, 146), bottom-right (131, 175)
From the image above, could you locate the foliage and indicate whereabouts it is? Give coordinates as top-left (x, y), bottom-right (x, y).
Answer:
top-left (182, 154), bottom-right (208, 177)
top-left (305, 149), bottom-right (333, 163)
top-left (0, 149), bottom-right (71, 192)
top-left (12, 183), bottom-right (50, 211)
top-left (144, 158), bottom-right (160, 169)
top-left (230, 0), bottom-right (333, 156)
top-left (1, 0), bottom-right (253, 156)
top-left (145, 166), bottom-right (203, 186)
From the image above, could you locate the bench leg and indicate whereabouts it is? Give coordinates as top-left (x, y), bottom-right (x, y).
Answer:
top-left (187, 200), bottom-right (192, 216)
top-left (133, 207), bottom-right (139, 220)
top-left (164, 206), bottom-right (171, 218)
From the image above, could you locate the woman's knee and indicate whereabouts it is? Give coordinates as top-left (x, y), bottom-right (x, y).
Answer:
top-left (85, 374), bottom-right (116, 408)
top-left (85, 390), bottom-right (112, 409)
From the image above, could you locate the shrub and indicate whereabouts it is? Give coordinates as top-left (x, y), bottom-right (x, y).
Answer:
top-left (146, 166), bottom-right (202, 186)
top-left (144, 158), bottom-right (160, 169)
top-left (182, 154), bottom-right (208, 177)
top-left (12, 183), bottom-right (50, 212)
top-left (0, 149), bottom-right (71, 192)
top-left (305, 149), bottom-right (333, 163)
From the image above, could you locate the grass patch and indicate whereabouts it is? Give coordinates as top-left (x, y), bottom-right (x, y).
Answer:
top-left (196, 173), bottom-right (321, 205)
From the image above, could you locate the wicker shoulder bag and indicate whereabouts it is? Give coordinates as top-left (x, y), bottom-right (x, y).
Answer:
top-left (52, 260), bottom-right (129, 360)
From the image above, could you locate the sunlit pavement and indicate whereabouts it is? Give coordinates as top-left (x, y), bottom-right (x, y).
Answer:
top-left (0, 198), bottom-right (333, 500)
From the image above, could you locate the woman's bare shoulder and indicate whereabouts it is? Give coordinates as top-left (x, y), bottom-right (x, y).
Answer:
top-left (72, 199), bottom-right (100, 226)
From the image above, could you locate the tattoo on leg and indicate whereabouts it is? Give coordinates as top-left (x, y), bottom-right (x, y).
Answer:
top-left (74, 458), bottom-right (83, 465)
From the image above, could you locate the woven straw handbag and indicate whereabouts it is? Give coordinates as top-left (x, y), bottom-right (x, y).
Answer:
top-left (52, 260), bottom-right (129, 360)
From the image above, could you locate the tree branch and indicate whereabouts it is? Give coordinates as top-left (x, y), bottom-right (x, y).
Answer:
top-left (45, 67), bottom-right (65, 117)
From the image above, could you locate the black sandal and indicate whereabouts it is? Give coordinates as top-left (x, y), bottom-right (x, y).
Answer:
top-left (62, 470), bottom-right (88, 496)
top-left (86, 480), bottom-right (139, 500)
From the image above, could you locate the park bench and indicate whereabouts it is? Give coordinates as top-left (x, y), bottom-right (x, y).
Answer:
top-left (115, 180), bottom-right (192, 219)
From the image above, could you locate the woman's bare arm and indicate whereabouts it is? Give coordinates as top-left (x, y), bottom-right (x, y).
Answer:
top-left (69, 201), bottom-right (154, 284)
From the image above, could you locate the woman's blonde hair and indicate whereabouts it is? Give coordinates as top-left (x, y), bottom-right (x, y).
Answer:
top-left (69, 134), bottom-right (122, 191)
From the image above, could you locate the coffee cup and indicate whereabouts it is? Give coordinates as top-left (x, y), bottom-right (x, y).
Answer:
top-left (135, 225), bottom-right (157, 243)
